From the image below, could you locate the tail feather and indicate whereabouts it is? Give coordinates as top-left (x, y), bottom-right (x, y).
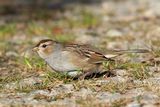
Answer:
top-left (111, 49), bottom-right (150, 53)
top-left (104, 49), bottom-right (150, 58)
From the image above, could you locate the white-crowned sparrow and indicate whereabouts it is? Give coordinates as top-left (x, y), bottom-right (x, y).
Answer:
top-left (32, 39), bottom-right (149, 79)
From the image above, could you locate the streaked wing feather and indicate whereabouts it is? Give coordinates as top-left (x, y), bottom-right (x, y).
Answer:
top-left (65, 44), bottom-right (113, 64)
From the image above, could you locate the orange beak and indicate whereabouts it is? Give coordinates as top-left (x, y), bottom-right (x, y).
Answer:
top-left (32, 47), bottom-right (39, 52)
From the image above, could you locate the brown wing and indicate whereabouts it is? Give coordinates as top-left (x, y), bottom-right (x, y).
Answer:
top-left (65, 44), bottom-right (114, 64)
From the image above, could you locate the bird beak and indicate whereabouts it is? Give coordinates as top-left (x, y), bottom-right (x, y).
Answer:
top-left (32, 47), bottom-right (39, 52)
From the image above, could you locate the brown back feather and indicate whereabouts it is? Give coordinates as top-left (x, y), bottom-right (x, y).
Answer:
top-left (65, 44), bottom-right (114, 63)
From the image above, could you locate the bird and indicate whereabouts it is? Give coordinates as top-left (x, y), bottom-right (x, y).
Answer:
top-left (32, 39), bottom-right (149, 79)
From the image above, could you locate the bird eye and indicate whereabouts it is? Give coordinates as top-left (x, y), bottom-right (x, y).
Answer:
top-left (42, 44), bottom-right (47, 48)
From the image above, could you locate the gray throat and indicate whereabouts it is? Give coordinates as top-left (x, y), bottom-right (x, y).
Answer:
top-left (44, 43), bottom-right (63, 69)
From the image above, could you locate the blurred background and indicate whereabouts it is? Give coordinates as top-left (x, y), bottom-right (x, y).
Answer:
top-left (0, 0), bottom-right (160, 46)
top-left (0, 0), bottom-right (103, 21)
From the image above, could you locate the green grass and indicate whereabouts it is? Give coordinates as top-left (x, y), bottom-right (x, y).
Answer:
top-left (15, 82), bottom-right (48, 93)
top-left (103, 59), bottom-right (151, 80)
top-left (117, 62), bottom-right (151, 80)
top-left (152, 50), bottom-right (160, 57)
top-left (23, 56), bottom-right (46, 69)
top-left (67, 11), bottom-right (101, 28)
top-left (0, 72), bottom-right (22, 85)
top-left (100, 81), bottom-right (135, 94)
top-left (0, 23), bottom-right (16, 38)
top-left (26, 22), bottom-right (53, 36)
top-left (54, 34), bottom-right (76, 43)
top-left (44, 71), bottom-right (73, 83)
top-left (81, 11), bottom-right (100, 28)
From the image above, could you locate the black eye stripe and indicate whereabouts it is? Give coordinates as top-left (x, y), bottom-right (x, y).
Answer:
top-left (42, 44), bottom-right (47, 48)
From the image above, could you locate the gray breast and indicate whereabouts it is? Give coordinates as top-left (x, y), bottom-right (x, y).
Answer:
top-left (45, 51), bottom-right (78, 73)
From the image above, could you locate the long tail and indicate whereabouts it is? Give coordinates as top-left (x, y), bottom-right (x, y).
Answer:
top-left (104, 49), bottom-right (150, 58)
top-left (112, 49), bottom-right (150, 53)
